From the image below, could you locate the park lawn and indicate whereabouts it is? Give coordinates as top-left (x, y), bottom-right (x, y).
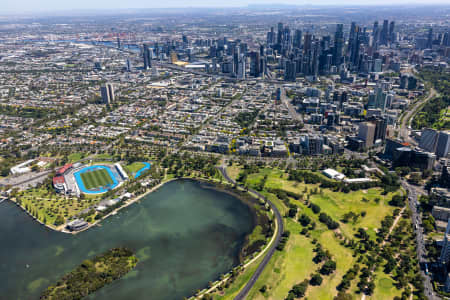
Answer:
top-left (218, 167), bottom-right (403, 300)
top-left (241, 168), bottom-right (402, 299)
top-left (246, 225), bottom-right (265, 246)
top-left (247, 167), bottom-right (324, 192)
top-left (81, 169), bottom-right (113, 190)
top-left (126, 162), bottom-right (146, 174)
top-left (68, 152), bottom-right (84, 162)
top-left (432, 106), bottom-right (450, 130)
top-left (369, 215), bottom-right (418, 299)
top-left (247, 206), bottom-right (356, 300)
top-left (308, 188), bottom-right (398, 239)
top-left (226, 165), bottom-right (242, 182)
top-left (94, 153), bottom-right (113, 160)
top-left (88, 160), bottom-right (114, 166)
top-left (369, 268), bottom-right (402, 300)
top-left (247, 168), bottom-right (399, 239)
top-left (260, 191), bottom-right (288, 216)
top-left (294, 199), bottom-right (358, 300)
top-left (246, 168), bottom-right (287, 190)
top-left (248, 219), bottom-right (316, 300)
top-left (16, 187), bottom-right (95, 226)
top-left (214, 255), bottom-right (265, 300)
top-left (164, 173), bottom-right (176, 181)
top-left (306, 230), bottom-right (356, 300)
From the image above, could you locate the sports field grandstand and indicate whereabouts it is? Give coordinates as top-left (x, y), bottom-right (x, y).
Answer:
top-left (53, 161), bottom-right (149, 196)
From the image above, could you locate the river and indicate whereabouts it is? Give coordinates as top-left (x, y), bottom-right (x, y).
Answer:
top-left (0, 179), bottom-right (255, 300)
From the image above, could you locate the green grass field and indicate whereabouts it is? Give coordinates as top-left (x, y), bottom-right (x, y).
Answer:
top-left (94, 153), bottom-right (113, 160)
top-left (16, 187), bottom-right (97, 228)
top-left (126, 162), bottom-right (146, 174)
top-left (68, 152), bottom-right (84, 162)
top-left (220, 166), bottom-right (404, 300)
top-left (81, 169), bottom-right (113, 190)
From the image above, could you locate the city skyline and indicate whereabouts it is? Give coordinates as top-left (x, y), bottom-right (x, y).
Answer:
top-left (0, 4), bottom-right (448, 300)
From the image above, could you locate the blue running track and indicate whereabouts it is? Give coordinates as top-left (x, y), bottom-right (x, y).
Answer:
top-left (74, 165), bottom-right (119, 194)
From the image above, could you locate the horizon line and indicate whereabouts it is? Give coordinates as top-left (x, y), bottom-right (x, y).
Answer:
top-left (1, 3), bottom-right (450, 17)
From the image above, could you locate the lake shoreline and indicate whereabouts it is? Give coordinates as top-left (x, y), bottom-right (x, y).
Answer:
top-left (7, 176), bottom-right (262, 239)
top-left (0, 179), bottom-right (258, 300)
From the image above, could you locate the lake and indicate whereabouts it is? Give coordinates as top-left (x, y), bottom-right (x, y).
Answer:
top-left (0, 179), bottom-right (255, 300)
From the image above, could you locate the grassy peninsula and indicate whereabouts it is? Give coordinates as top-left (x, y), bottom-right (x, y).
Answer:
top-left (41, 247), bottom-right (138, 300)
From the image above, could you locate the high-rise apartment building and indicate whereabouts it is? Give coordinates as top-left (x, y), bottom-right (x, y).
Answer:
top-left (440, 221), bottom-right (450, 264)
top-left (419, 128), bottom-right (439, 153)
top-left (100, 83), bottom-right (115, 105)
top-left (437, 131), bottom-right (450, 158)
top-left (358, 122), bottom-right (376, 148)
top-left (143, 44), bottom-right (152, 70)
top-left (333, 24), bottom-right (344, 66)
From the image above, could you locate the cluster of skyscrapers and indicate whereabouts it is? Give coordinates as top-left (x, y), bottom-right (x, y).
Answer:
top-left (264, 20), bottom-right (399, 81)
top-left (135, 19), bottom-right (448, 82)
top-left (198, 19), bottom-right (400, 80)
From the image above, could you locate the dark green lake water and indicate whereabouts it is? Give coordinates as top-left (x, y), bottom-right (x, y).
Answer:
top-left (0, 179), bottom-right (254, 300)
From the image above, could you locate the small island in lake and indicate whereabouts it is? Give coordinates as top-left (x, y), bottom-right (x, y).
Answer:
top-left (40, 247), bottom-right (138, 300)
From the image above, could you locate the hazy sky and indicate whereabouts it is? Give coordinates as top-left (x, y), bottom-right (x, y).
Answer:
top-left (2, 0), bottom-right (450, 13)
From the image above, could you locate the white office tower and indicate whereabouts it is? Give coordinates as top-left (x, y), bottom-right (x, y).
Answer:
top-left (419, 128), bottom-right (439, 153)
top-left (100, 83), bottom-right (115, 104)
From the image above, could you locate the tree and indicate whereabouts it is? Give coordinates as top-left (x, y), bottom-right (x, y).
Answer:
top-left (310, 273), bottom-right (323, 286)
top-left (1, 167), bottom-right (9, 177)
top-left (389, 194), bottom-right (406, 207)
top-left (334, 292), bottom-right (353, 300)
top-left (422, 218), bottom-right (435, 233)
top-left (384, 257), bottom-right (396, 274)
top-left (310, 203), bottom-right (320, 213)
top-left (287, 207), bottom-right (297, 218)
top-left (319, 212), bottom-right (339, 229)
top-left (320, 260), bottom-right (337, 275)
top-left (54, 215), bottom-right (65, 226)
top-left (366, 281), bottom-right (375, 295)
top-left (289, 280), bottom-right (308, 298)
top-left (408, 172), bottom-right (422, 185)
top-left (356, 228), bottom-right (369, 241)
top-left (298, 214), bottom-right (311, 226)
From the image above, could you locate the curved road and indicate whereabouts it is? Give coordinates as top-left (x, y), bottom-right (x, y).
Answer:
top-left (217, 165), bottom-right (284, 300)
top-left (399, 87), bottom-right (437, 145)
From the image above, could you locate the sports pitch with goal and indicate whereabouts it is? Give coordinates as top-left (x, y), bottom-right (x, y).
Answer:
top-left (80, 168), bottom-right (114, 189)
